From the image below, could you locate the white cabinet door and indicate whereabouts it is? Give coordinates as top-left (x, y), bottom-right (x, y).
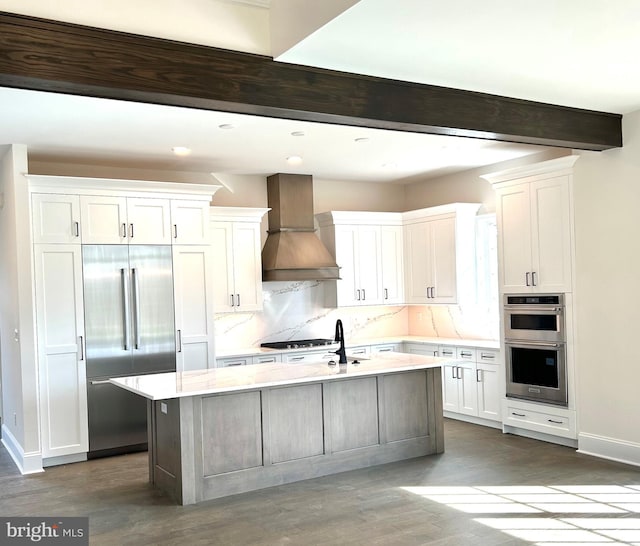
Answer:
top-left (333, 225), bottom-right (359, 306)
top-left (430, 217), bottom-right (456, 303)
top-left (32, 194), bottom-right (81, 244)
top-left (231, 222), bottom-right (263, 311)
top-left (476, 362), bottom-right (501, 421)
top-left (530, 177), bottom-right (572, 293)
top-left (34, 244), bottom-right (88, 458)
top-left (173, 245), bottom-right (216, 372)
top-left (496, 183), bottom-right (533, 293)
top-left (357, 225), bottom-right (382, 304)
top-left (497, 176), bottom-right (572, 294)
top-left (79, 195), bottom-right (128, 244)
top-left (404, 221), bottom-right (432, 303)
top-left (170, 200), bottom-right (210, 245)
top-left (210, 221), bottom-right (235, 312)
top-left (126, 197), bottom-right (172, 244)
top-left (457, 362), bottom-right (479, 416)
top-left (210, 220), bottom-right (263, 312)
top-left (380, 225), bottom-right (404, 304)
top-left (442, 363), bottom-right (460, 412)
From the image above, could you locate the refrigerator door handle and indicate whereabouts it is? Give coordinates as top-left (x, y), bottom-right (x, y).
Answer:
top-left (121, 268), bottom-right (130, 350)
top-left (132, 268), bottom-right (141, 350)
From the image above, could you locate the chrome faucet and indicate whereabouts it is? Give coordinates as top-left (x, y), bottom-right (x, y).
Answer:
top-left (334, 319), bottom-right (347, 364)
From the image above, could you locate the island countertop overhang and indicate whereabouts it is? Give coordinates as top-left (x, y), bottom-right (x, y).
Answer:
top-left (110, 352), bottom-right (449, 400)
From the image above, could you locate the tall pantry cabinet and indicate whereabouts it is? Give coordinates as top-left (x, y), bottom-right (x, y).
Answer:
top-left (28, 175), bottom-right (220, 464)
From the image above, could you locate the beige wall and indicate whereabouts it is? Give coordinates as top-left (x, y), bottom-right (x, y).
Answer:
top-left (573, 110), bottom-right (640, 448)
top-left (404, 149), bottom-right (569, 213)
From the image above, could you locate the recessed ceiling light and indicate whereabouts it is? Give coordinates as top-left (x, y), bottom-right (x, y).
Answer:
top-left (355, 137), bottom-right (370, 143)
top-left (287, 155), bottom-right (303, 165)
top-left (171, 146), bottom-right (191, 156)
top-left (218, 123), bottom-right (235, 130)
top-left (291, 131), bottom-right (305, 137)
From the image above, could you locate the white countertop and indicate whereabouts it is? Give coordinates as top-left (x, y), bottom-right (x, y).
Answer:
top-left (111, 352), bottom-right (447, 400)
top-left (215, 336), bottom-right (500, 358)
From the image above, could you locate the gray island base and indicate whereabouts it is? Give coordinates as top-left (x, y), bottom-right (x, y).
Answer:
top-left (112, 353), bottom-right (445, 505)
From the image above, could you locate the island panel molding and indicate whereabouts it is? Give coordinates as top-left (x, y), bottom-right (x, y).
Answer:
top-left (0, 12), bottom-right (622, 150)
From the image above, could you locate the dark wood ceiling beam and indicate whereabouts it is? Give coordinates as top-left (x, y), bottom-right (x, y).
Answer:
top-left (0, 12), bottom-right (622, 151)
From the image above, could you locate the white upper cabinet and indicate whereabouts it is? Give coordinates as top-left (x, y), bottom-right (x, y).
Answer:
top-left (170, 199), bottom-right (211, 244)
top-left (29, 176), bottom-right (218, 246)
top-left (317, 211), bottom-right (404, 307)
top-left (484, 156), bottom-right (577, 294)
top-left (402, 204), bottom-right (480, 305)
top-left (210, 207), bottom-right (269, 313)
top-left (32, 193), bottom-right (82, 243)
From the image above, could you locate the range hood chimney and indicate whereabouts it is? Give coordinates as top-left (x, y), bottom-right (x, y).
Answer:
top-left (262, 173), bottom-right (340, 282)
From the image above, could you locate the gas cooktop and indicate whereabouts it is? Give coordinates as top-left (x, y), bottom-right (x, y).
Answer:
top-left (261, 338), bottom-right (335, 350)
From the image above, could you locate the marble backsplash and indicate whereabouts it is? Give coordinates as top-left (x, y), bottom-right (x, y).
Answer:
top-left (213, 280), bottom-right (499, 352)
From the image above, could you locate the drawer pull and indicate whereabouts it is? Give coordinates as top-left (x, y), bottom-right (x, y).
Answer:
top-left (512, 412), bottom-right (526, 417)
top-left (481, 353), bottom-right (495, 360)
top-left (290, 356), bottom-right (305, 362)
top-left (548, 419), bottom-right (563, 424)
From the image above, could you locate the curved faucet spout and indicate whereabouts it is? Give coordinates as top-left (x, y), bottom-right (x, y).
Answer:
top-left (334, 319), bottom-right (347, 364)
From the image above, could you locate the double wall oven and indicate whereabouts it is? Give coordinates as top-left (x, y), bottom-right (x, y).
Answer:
top-left (504, 294), bottom-right (568, 407)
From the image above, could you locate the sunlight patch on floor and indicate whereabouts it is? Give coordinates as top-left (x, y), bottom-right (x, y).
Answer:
top-left (402, 485), bottom-right (640, 545)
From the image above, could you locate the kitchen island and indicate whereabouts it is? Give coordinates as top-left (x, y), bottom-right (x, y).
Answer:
top-left (111, 352), bottom-right (446, 505)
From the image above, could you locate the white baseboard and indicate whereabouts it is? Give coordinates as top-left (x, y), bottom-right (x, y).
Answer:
top-left (578, 432), bottom-right (640, 468)
top-left (443, 412), bottom-right (502, 430)
top-left (503, 424), bottom-right (578, 448)
top-left (1, 424), bottom-right (44, 474)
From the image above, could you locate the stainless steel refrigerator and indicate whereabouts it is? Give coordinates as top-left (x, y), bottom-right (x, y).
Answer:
top-left (82, 245), bottom-right (176, 458)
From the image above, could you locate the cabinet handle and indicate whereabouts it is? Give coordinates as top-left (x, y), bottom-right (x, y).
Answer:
top-left (480, 353), bottom-right (495, 360)
top-left (433, 350), bottom-right (439, 357)
top-left (512, 412), bottom-right (526, 417)
top-left (476, 369), bottom-right (482, 382)
top-left (129, 223), bottom-right (134, 238)
top-left (525, 272), bottom-right (530, 286)
top-left (548, 419), bottom-right (563, 424)
top-left (177, 329), bottom-right (182, 353)
top-left (236, 294), bottom-right (240, 307)
top-left (290, 356), bottom-right (305, 362)
top-left (461, 351), bottom-right (472, 357)
top-left (173, 224), bottom-right (178, 239)
top-left (384, 288), bottom-right (388, 300)
top-left (78, 335), bottom-right (84, 361)
top-left (532, 271), bottom-right (537, 286)
top-left (74, 221), bottom-right (80, 237)
top-left (230, 294), bottom-right (235, 307)
top-left (121, 223), bottom-right (127, 238)
top-left (362, 288), bottom-right (366, 301)
top-left (451, 367), bottom-right (457, 379)
top-left (226, 362), bottom-right (244, 366)
top-left (356, 289), bottom-right (361, 301)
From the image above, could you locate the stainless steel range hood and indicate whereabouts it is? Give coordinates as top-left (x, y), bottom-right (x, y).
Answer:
top-left (262, 173), bottom-right (340, 282)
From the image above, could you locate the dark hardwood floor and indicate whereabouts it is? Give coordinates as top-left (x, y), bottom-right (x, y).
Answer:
top-left (1, 419), bottom-right (639, 545)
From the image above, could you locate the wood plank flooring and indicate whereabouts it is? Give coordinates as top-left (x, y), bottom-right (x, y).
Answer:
top-left (1, 419), bottom-right (639, 545)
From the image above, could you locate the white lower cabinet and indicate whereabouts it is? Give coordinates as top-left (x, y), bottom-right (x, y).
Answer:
top-left (173, 245), bottom-right (216, 371)
top-left (404, 343), bottom-right (501, 424)
top-left (502, 398), bottom-right (576, 440)
top-left (34, 244), bottom-right (88, 459)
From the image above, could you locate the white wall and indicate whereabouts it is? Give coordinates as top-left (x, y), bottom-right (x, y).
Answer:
top-left (0, 144), bottom-right (41, 471)
top-left (0, 0), bottom-right (270, 55)
top-left (573, 109), bottom-right (640, 462)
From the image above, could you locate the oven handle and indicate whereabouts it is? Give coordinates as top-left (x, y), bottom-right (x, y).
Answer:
top-left (505, 340), bottom-right (563, 348)
top-left (504, 306), bottom-right (563, 313)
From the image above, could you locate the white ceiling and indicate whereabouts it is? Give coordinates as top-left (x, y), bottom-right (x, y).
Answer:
top-left (3, 0), bottom-right (638, 182)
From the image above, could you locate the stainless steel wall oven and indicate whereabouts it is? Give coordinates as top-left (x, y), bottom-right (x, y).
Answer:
top-left (504, 294), bottom-right (568, 406)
